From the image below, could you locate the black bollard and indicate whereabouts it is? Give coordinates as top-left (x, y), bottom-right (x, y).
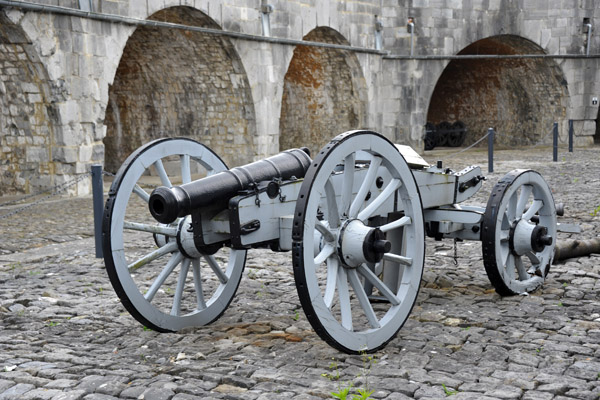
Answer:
top-left (553, 122), bottom-right (558, 162)
top-left (91, 164), bottom-right (104, 258)
top-left (568, 119), bottom-right (573, 153)
top-left (487, 128), bottom-right (494, 173)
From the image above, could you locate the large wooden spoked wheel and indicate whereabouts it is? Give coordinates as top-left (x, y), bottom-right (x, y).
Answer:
top-left (103, 138), bottom-right (246, 332)
top-left (482, 169), bottom-right (557, 296)
top-left (292, 131), bottom-right (425, 353)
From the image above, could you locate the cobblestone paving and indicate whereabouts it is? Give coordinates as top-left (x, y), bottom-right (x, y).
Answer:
top-left (1, 146), bottom-right (599, 400)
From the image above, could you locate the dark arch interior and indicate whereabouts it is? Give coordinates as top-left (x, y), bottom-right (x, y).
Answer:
top-left (0, 13), bottom-right (56, 195)
top-left (427, 35), bottom-right (568, 148)
top-left (279, 27), bottom-right (366, 155)
top-left (104, 7), bottom-right (256, 172)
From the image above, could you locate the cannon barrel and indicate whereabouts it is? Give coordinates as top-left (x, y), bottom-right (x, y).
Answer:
top-left (149, 148), bottom-right (312, 224)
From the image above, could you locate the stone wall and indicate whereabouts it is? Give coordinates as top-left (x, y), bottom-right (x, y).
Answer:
top-left (378, 0), bottom-right (600, 146)
top-left (0, 13), bottom-right (58, 195)
top-left (103, 7), bottom-right (256, 172)
top-left (0, 0), bottom-right (599, 195)
top-left (279, 27), bottom-right (366, 155)
top-left (427, 35), bottom-right (568, 147)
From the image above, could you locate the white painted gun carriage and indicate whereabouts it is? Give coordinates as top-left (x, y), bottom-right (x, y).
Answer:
top-left (103, 130), bottom-right (558, 353)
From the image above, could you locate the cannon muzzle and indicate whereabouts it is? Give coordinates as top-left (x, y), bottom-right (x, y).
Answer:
top-left (149, 148), bottom-right (312, 224)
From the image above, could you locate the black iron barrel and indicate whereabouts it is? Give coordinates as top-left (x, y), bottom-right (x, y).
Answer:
top-left (149, 148), bottom-right (312, 224)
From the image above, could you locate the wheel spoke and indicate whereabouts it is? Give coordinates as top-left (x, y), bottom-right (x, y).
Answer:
top-left (348, 269), bottom-right (380, 329)
top-left (145, 252), bottom-right (184, 302)
top-left (123, 221), bottom-right (177, 236)
top-left (499, 229), bottom-right (510, 242)
top-left (340, 153), bottom-right (355, 217)
top-left (324, 178), bottom-right (341, 229)
top-left (349, 156), bottom-right (382, 218)
top-left (128, 241), bottom-right (178, 271)
top-left (382, 253), bottom-right (412, 266)
top-left (337, 268), bottom-right (353, 331)
top-left (192, 258), bottom-right (207, 310)
top-left (314, 244), bottom-right (335, 265)
top-left (133, 184), bottom-right (150, 203)
top-left (523, 199), bottom-right (543, 221)
top-left (357, 264), bottom-right (400, 305)
top-left (181, 154), bottom-right (192, 184)
top-left (516, 184), bottom-right (533, 218)
top-left (525, 251), bottom-right (540, 265)
top-left (153, 159), bottom-right (172, 187)
top-left (323, 257), bottom-right (339, 309)
top-left (515, 256), bottom-right (529, 281)
top-left (171, 258), bottom-right (191, 316)
top-left (507, 190), bottom-right (518, 222)
top-left (204, 254), bottom-right (228, 284)
top-left (380, 216), bottom-right (411, 233)
top-left (357, 179), bottom-right (402, 221)
top-left (504, 255), bottom-right (516, 281)
top-left (315, 220), bottom-right (334, 242)
top-left (502, 243), bottom-right (511, 267)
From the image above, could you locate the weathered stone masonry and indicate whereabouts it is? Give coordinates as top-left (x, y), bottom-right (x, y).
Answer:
top-left (0, 0), bottom-right (599, 195)
top-left (104, 6), bottom-right (256, 172)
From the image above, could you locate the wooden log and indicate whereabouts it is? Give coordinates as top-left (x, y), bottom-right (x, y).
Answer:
top-left (553, 238), bottom-right (600, 263)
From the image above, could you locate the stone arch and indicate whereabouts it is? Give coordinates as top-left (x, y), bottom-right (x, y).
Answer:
top-left (103, 6), bottom-right (257, 172)
top-left (0, 12), bottom-right (59, 195)
top-left (426, 35), bottom-right (568, 148)
top-left (279, 27), bottom-right (367, 155)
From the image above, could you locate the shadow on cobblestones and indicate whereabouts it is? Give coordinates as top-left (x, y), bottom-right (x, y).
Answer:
top-left (1, 146), bottom-right (599, 399)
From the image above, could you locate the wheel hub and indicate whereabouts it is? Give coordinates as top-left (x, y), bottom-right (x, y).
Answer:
top-left (338, 219), bottom-right (391, 268)
top-left (510, 219), bottom-right (553, 256)
top-left (176, 216), bottom-right (202, 258)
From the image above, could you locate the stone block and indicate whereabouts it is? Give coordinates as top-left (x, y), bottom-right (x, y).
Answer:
top-left (99, 0), bottom-right (119, 15)
top-left (75, 162), bottom-right (89, 174)
top-left (92, 144), bottom-right (105, 162)
top-left (128, 0), bottom-right (148, 19)
top-left (26, 146), bottom-right (50, 163)
top-left (79, 145), bottom-right (93, 162)
top-left (58, 29), bottom-right (73, 53)
top-left (55, 126), bottom-right (84, 147)
top-left (28, 93), bottom-right (43, 103)
top-left (53, 146), bottom-right (78, 163)
top-left (57, 100), bottom-right (80, 125)
top-left (72, 32), bottom-right (85, 54)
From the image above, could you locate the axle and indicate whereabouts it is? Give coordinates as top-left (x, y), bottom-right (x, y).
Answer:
top-left (149, 148), bottom-right (312, 224)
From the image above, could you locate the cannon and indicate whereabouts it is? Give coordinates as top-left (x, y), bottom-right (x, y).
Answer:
top-left (424, 121), bottom-right (467, 150)
top-left (103, 130), bottom-right (560, 354)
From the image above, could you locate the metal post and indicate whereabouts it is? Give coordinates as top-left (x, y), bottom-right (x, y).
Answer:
top-left (408, 22), bottom-right (415, 56)
top-left (553, 122), bottom-right (558, 162)
top-left (568, 119), bottom-right (573, 152)
top-left (375, 17), bottom-right (383, 51)
top-left (260, 1), bottom-right (273, 37)
top-left (585, 23), bottom-right (592, 57)
top-left (91, 164), bottom-right (104, 258)
top-left (487, 128), bottom-right (494, 173)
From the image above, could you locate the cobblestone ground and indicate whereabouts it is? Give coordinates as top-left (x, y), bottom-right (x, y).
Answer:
top-left (1, 145), bottom-right (599, 400)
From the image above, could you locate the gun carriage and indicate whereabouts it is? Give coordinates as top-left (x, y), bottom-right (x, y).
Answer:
top-left (103, 130), bottom-right (558, 354)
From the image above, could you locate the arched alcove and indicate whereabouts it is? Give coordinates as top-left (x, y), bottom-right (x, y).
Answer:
top-left (0, 12), bottom-right (57, 195)
top-left (103, 6), bottom-right (256, 172)
top-left (427, 35), bottom-right (568, 148)
top-left (279, 27), bottom-right (367, 155)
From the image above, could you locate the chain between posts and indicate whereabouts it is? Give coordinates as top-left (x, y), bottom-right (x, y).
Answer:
top-left (444, 131), bottom-right (491, 158)
top-left (0, 172), bottom-right (92, 220)
top-left (439, 121), bottom-right (569, 169)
